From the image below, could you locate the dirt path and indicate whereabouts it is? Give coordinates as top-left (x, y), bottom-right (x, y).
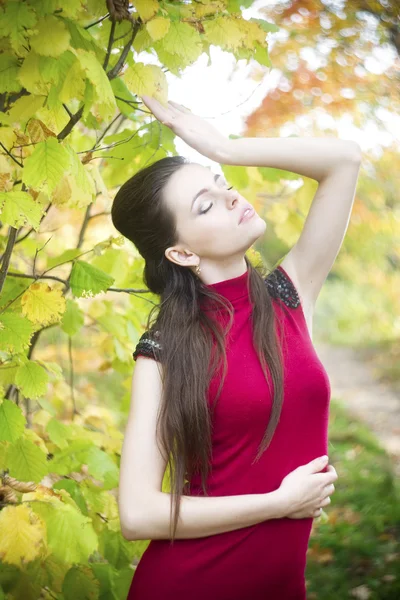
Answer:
top-left (314, 341), bottom-right (400, 479)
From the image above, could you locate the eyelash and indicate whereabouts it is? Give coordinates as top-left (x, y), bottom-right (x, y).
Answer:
top-left (199, 186), bottom-right (234, 215)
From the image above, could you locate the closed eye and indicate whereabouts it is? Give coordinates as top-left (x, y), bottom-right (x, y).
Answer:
top-left (199, 186), bottom-right (234, 215)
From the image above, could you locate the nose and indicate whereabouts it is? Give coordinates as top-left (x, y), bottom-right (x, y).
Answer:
top-left (226, 190), bottom-right (238, 209)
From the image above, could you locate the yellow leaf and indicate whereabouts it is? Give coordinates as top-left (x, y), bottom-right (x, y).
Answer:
top-left (21, 282), bottom-right (66, 326)
top-left (66, 171), bottom-right (96, 209)
top-left (0, 126), bottom-right (17, 149)
top-left (27, 119), bottom-right (57, 144)
top-left (7, 95), bottom-right (46, 127)
top-left (159, 21), bottom-right (203, 64)
top-left (194, 1), bottom-right (226, 18)
top-left (0, 172), bottom-right (12, 192)
top-left (17, 52), bottom-right (50, 95)
top-left (30, 16), bottom-right (71, 58)
top-left (146, 17), bottom-right (170, 41)
top-left (246, 247), bottom-right (264, 268)
top-left (52, 175), bottom-right (72, 206)
top-left (123, 62), bottom-right (168, 104)
top-left (0, 504), bottom-right (46, 567)
top-left (59, 58), bottom-right (86, 104)
top-left (238, 19), bottom-right (268, 48)
top-left (203, 16), bottom-right (246, 51)
top-left (133, 0), bottom-right (159, 23)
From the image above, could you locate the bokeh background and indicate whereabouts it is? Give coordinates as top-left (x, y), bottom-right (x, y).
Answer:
top-left (0, 1), bottom-right (399, 599)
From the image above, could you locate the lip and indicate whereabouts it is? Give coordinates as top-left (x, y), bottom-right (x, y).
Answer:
top-left (239, 205), bottom-right (255, 224)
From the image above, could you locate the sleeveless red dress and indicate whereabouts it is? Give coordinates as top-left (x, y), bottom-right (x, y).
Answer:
top-left (128, 265), bottom-right (331, 600)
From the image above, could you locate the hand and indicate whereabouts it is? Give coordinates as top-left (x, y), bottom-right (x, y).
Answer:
top-left (140, 95), bottom-right (229, 162)
top-left (276, 456), bottom-right (338, 520)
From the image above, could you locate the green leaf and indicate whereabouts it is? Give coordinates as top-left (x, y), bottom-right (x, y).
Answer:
top-left (30, 15), bottom-right (71, 57)
top-left (17, 52), bottom-right (50, 95)
top-left (74, 48), bottom-right (117, 120)
top-left (0, 366), bottom-right (20, 399)
top-left (29, 500), bottom-right (98, 564)
top-left (66, 18), bottom-right (105, 57)
top-left (0, 0), bottom-right (37, 55)
top-left (89, 563), bottom-right (119, 600)
top-left (62, 565), bottom-right (99, 600)
top-left (22, 137), bottom-right (71, 194)
top-left (0, 54), bottom-right (22, 94)
top-left (110, 77), bottom-right (141, 120)
top-left (61, 299), bottom-right (85, 337)
top-left (49, 439), bottom-right (93, 475)
top-left (69, 260), bottom-right (115, 298)
top-left (0, 191), bottom-right (46, 230)
top-left (6, 436), bottom-right (48, 483)
top-left (98, 529), bottom-right (135, 570)
top-left (15, 359), bottom-right (49, 399)
top-left (154, 21), bottom-right (203, 67)
top-left (0, 312), bottom-right (34, 354)
top-left (64, 144), bottom-right (96, 199)
top-left (227, 0), bottom-right (254, 10)
top-left (83, 446), bottom-right (119, 489)
top-left (46, 418), bottom-right (70, 450)
top-left (7, 94), bottom-right (46, 125)
top-left (53, 479), bottom-right (88, 515)
top-left (0, 399), bottom-right (26, 443)
top-left (249, 17), bottom-right (280, 34)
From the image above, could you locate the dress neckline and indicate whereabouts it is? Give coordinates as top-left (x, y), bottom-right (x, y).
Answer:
top-left (204, 266), bottom-right (250, 303)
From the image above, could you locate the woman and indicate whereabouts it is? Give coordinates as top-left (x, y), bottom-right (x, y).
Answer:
top-left (112, 96), bottom-right (360, 599)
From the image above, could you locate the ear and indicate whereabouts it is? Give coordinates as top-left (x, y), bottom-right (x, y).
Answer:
top-left (164, 247), bottom-right (199, 268)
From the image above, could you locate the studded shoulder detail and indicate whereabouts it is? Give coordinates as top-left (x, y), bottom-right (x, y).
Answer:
top-left (265, 266), bottom-right (301, 309)
top-left (133, 329), bottom-right (162, 362)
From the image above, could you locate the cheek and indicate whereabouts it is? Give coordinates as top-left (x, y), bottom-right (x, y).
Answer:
top-left (197, 215), bottom-right (238, 250)
top-left (181, 210), bottom-right (238, 251)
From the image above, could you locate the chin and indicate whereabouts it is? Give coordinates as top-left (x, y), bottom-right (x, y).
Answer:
top-left (251, 216), bottom-right (266, 236)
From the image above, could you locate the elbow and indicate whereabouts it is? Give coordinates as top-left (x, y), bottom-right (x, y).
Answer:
top-left (346, 141), bottom-right (362, 163)
top-left (120, 510), bottom-right (150, 541)
top-left (119, 513), bottom-right (137, 541)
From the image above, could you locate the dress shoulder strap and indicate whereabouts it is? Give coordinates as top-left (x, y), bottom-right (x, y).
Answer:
top-left (133, 328), bottom-right (162, 362)
top-left (265, 265), bottom-right (301, 309)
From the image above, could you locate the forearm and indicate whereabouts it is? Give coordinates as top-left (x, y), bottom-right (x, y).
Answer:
top-left (219, 137), bottom-right (362, 182)
top-left (124, 489), bottom-right (285, 541)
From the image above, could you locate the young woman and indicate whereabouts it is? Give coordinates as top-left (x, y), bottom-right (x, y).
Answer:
top-left (112, 96), bottom-right (361, 599)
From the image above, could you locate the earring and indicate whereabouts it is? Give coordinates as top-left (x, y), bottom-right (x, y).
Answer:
top-left (195, 263), bottom-right (201, 276)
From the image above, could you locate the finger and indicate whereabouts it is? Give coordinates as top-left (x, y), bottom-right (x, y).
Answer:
top-left (168, 100), bottom-right (191, 114)
top-left (323, 465), bottom-right (337, 480)
top-left (321, 496), bottom-right (331, 506)
top-left (140, 95), bottom-right (171, 122)
top-left (324, 483), bottom-right (335, 494)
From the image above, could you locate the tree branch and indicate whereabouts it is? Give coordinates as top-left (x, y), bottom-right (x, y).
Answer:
top-left (57, 17), bottom-right (140, 142)
top-left (0, 142), bottom-right (23, 168)
top-left (103, 19), bottom-right (116, 71)
top-left (84, 14), bottom-right (110, 29)
top-left (0, 226), bottom-right (18, 295)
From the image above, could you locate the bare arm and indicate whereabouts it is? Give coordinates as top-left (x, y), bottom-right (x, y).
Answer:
top-left (118, 356), bottom-right (285, 541)
top-left (123, 483), bottom-right (283, 542)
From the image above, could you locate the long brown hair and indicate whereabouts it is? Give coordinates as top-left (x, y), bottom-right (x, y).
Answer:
top-left (111, 156), bottom-right (285, 544)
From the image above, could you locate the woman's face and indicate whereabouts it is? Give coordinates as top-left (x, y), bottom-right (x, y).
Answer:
top-left (163, 163), bottom-right (266, 269)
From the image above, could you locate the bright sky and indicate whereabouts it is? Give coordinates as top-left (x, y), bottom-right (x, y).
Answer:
top-left (135, 0), bottom-right (400, 169)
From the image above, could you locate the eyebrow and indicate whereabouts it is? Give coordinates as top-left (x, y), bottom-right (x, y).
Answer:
top-left (191, 173), bottom-right (222, 210)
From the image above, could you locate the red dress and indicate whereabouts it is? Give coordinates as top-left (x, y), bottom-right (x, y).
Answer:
top-left (128, 265), bottom-right (331, 600)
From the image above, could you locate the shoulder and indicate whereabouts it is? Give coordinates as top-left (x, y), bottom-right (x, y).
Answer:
top-left (133, 328), bottom-right (162, 362)
top-left (265, 265), bottom-right (301, 309)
